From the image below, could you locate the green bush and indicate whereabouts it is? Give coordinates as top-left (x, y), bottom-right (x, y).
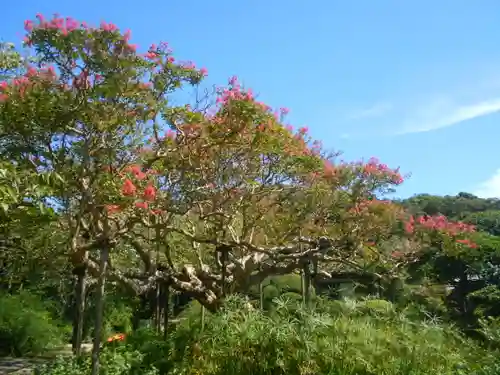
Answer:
top-left (34, 296), bottom-right (500, 375)
top-left (35, 345), bottom-right (159, 375)
top-left (0, 290), bottom-right (68, 356)
top-left (251, 274), bottom-right (315, 311)
top-left (84, 288), bottom-right (134, 341)
top-left (162, 296), bottom-right (497, 375)
top-left (358, 298), bottom-right (395, 316)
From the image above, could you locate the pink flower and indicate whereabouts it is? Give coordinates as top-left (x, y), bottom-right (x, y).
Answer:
top-left (66, 17), bottom-right (79, 31)
top-left (404, 222), bottom-right (414, 235)
top-left (143, 185), bottom-right (157, 201)
top-left (105, 205), bottom-right (121, 214)
top-left (26, 66), bottom-right (37, 77)
top-left (127, 44), bottom-right (137, 52)
top-left (229, 75), bottom-right (238, 86)
top-left (121, 179), bottom-right (136, 196)
top-left (280, 107), bottom-right (290, 115)
top-left (100, 21), bottom-right (118, 32)
top-left (125, 165), bottom-right (147, 180)
top-left (24, 20), bottom-right (34, 31)
top-left (135, 201), bottom-right (148, 209)
top-left (123, 29), bottom-right (131, 41)
top-left (200, 67), bottom-right (208, 76)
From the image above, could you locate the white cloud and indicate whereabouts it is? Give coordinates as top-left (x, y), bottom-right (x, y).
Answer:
top-left (397, 97), bottom-right (500, 135)
top-left (347, 102), bottom-right (393, 120)
top-left (474, 169), bottom-right (500, 198)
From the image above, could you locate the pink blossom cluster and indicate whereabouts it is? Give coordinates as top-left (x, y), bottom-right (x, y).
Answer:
top-left (405, 214), bottom-right (475, 235)
top-left (104, 164), bottom-right (163, 216)
top-left (23, 13), bottom-right (137, 53)
top-left (351, 198), bottom-right (393, 214)
top-left (404, 214), bottom-right (478, 248)
top-left (0, 65), bottom-right (57, 102)
top-left (360, 157), bottom-right (404, 185)
top-left (142, 42), bottom-right (207, 76)
top-left (216, 76), bottom-right (254, 105)
top-left (24, 14), bottom-right (82, 35)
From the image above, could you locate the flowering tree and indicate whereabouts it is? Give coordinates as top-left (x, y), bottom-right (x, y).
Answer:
top-left (103, 75), bottom-right (409, 311)
top-left (0, 14), bottom-right (206, 373)
top-left (1, 13), bottom-right (425, 371)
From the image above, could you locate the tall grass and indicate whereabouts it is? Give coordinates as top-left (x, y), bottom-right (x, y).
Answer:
top-left (169, 295), bottom-right (497, 375)
top-left (37, 295), bottom-right (500, 375)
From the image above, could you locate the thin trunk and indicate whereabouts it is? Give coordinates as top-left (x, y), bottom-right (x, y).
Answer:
top-left (163, 283), bottom-right (170, 341)
top-left (259, 279), bottom-right (264, 310)
top-left (458, 273), bottom-right (469, 316)
top-left (221, 248), bottom-right (228, 297)
top-left (90, 247), bottom-right (109, 375)
top-left (301, 268), bottom-right (306, 306)
top-left (71, 264), bottom-right (87, 356)
top-left (302, 262), bottom-right (311, 308)
top-left (200, 305), bottom-right (205, 332)
top-left (155, 283), bottom-right (161, 332)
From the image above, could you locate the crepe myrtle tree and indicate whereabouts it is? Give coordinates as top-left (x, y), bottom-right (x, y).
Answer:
top-left (0, 13), bottom-right (207, 373)
top-left (391, 213), bottom-right (479, 267)
top-left (95, 75), bottom-right (409, 312)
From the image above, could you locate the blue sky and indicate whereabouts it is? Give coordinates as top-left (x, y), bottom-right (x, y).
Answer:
top-left (3, 0), bottom-right (500, 199)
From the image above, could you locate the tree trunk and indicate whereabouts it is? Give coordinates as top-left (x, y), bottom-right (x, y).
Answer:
top-left (221, 249), bottom-right (228, 298)
top-left (71, 264), bottom-right (87, 356)
top-left (155, 282), bottom-right (161, 333)
top-left (163, 283), bottom-right (170, 341)
top-left (90, 247), bottom-right (109, 375)
top-left (201, 305), bottom-right (205, 332)
top-left (259, 279), bottom-right (264, 310)
top-left (302, 262), bottom-right (311, 308)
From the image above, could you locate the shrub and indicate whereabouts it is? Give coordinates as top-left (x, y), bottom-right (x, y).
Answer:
top-left (358, 298), bottom-right (395, 316)
top-left (0, 290), bottom-right (68, 356)
top-left (35, 345), bottom-right (159, 375)
top-left (162, 296), bottom-right (496, 375)
top-left (84, 288), bottom-right (134, 341)
top-left (33, 296), bottom-right (500, 375)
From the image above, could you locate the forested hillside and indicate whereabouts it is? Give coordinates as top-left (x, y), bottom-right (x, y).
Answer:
top-left (400, 193), bottom-right (500, 235)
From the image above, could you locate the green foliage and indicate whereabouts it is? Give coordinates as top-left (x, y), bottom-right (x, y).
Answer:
top-left (0, 41), bottom-right (22, 79)
top-left (0, 291), bottom-right (68, 356)
top-left (248, 274), bottom-right (315, 311)
top-left (479, 316), bottom-right (500, 348)
top-left (84, 287), bottom-right (135, 340)
top-left (176, 296), bottom-right (497, 375)
top-left (465, 210), bottom-right (500, 236)
top-left (401, 193), bottom-right (500, 235)
top-left (401, 192), bottom-right (500, 217)
top-left (28, 296), bottom-right (500, 375)
top-left (1, 12), bottom-right (500, 375)
top-left (36, 346), bottom-right (159, 375)
top-left (358, 298), bottom-right (395, 316)
top-left (175, 299), bottom-right (205, 321)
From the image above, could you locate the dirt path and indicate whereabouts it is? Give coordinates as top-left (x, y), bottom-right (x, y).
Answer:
top-left (0, 344), bottom-right (92, 374)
